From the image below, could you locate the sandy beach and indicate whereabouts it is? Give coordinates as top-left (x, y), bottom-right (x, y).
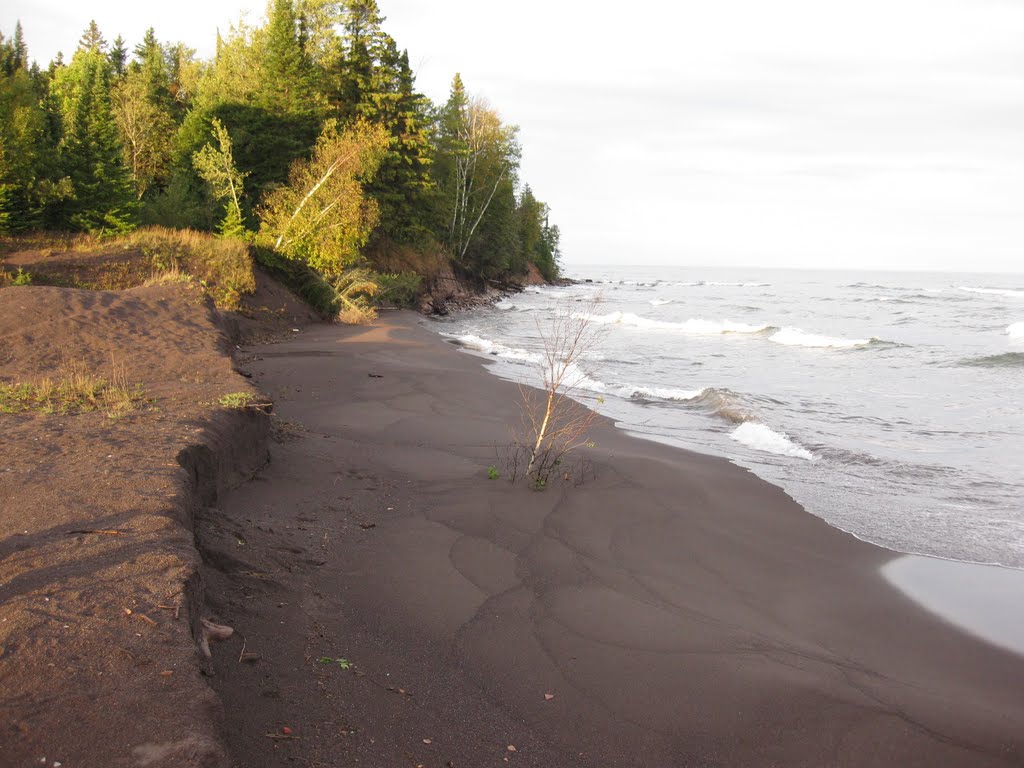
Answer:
top-left (202, 311), bottom-right (1024, 767)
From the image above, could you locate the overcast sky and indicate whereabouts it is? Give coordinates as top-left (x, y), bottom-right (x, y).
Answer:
top-left (6, 0), bottom-right (1023, 272)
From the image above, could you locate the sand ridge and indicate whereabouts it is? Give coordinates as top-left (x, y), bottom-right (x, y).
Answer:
top-left (0, 284), bottom-right (271, 767)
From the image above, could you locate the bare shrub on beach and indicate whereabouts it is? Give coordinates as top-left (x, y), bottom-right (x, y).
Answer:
top-left (511, 298), bottom-right (603, 488)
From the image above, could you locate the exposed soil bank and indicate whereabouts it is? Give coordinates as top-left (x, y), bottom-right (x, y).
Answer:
top-left (0, 284), bottom-right (275, 767)
top-left (204, 312), bottom-right (1024, 768)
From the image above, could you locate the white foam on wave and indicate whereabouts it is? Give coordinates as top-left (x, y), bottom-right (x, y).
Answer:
top-left (588, 312), bottom-right (769, 335)
top-left (768, 327), bottom-right (872, 349)
top-left (615, 384), bottom-right (706, 401)
top-left (1007, 323), bottom-right (1024, 340)
top-left (730, 422), bottom-right (816, 461)
top-left (649, 298), bottom-right (674, 306)
top-left (447, 333), bottom-right (541, 363)
top-left (704, 281), bottom-right (771, 288)
top-left (558, 362), bottom-right (606, 393)
top-left (958, 286), bottom-right (1024, 299)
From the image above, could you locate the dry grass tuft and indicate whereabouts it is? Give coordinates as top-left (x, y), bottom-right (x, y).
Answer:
top-left (128, 227), bottom-right (255, 309)
top-left (0, 360), bottom-right (144, 418)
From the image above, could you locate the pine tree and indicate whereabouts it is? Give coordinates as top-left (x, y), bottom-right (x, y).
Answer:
top-left (263, 0), bottom-right (318, 114)
top-left (79, 21), bottom-right (106, 53)
top-left (516, 185), bottom-right (560, 280)
top-left (332, 0), bottom-right (387, 121)
top-left (12, 21), bottom-right (27, 71)
top-left (52, 29), bottom-right (138, 232)
top-left (109, 35), bottom-right (127, 78)
top-left (132, 28), bottom-right (174, 113)
top-left (0, 34), bottom-right (67, 232)
top-left (361, 42), bottom-right (434, 244)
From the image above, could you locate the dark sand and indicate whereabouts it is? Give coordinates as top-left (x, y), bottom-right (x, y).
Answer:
top-left (204, 311), bottom-right (1024, 767)
top-left (0, 279), bottom-right (313, 767)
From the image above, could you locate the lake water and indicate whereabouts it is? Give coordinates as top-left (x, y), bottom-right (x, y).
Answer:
top-left (427, 265), bottom-right (1024, 569)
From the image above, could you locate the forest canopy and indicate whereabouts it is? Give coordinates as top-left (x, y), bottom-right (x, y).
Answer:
top-left (0, 2), bottom-right (562, 292)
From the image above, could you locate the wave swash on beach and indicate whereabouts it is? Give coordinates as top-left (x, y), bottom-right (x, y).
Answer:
top-left (432, 266), bottom-right (1024, 570)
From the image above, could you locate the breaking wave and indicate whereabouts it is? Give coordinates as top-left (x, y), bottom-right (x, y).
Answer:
top-left (588, 312), bottom-right (771, 335)
top-left (445, 333), bottom-right (540, 363)
top-left (768, 327), bottom-right (877, 349)
top-left (958, 286), bottom-right (1024, 299)
top-left (730, 422), bottom-right (817, 461)
top-left (615, 384), bottom-right (706, 402)
top-left (1007, 322), bottom-right (1024, 340)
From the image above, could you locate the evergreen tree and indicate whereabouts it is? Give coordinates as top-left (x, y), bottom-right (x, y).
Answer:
top-left (362, 43), bottom-right (434, 244)
top-left (516, 185), bottom-right (560, 280)
top-left (109, 35), bottom-right (127, 78)
top-left (51, 28), bottom-right (138, 232)
top-left (263, 0), bottom-right (318, 113)
top-left (332, 0), bottom-right (387, 122)
top-left (79, 21), bottom-right (106, 53)
top-left (464, 173), bottom-right (518, 279)
top-left (0, 34), bottom-right (68, 232)
top-left (12, 21), bottom-right (27, 71)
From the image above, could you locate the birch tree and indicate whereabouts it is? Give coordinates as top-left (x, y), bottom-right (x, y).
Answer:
top-left (257, 118), bottom-right (388, 275)
top-left (112, 68), bottom-right (174, 199)
top-left (436, 74), bottom-right (520, 274)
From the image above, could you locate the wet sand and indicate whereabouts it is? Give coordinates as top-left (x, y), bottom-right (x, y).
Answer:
top-left (205, 311), bottom-right (1024, 767)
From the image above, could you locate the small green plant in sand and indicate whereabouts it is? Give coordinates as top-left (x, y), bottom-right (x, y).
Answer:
top-left (487, 465), bottom-right (500, 480)
top-left (11, 267), bottom-right (32, 286)
top-left (317, 656), bottom-right (353, 670)
top-left (0, 361), bottom-right (143, 418)
top-left (217, 391), bottom-right (266, 409)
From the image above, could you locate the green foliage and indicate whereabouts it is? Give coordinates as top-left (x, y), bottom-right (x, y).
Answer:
top-left (487, 465), bottom-right (499, 480)
top-left (0, 11), bottom-right (564, 292)
top-left (517, 185), bottom-right (560, 280)
top-left (205, 103), bottom-right (322, 210)
top-left (434, 75), bottom-right (522, 278)
top-left (51, 29), bottom-right (139, 233)
top-left (217, 391), bottom-right (260, 408)
top-left (263, 0), bottom-right (319, 114)
top-left (0, 43), bottom-right (68, 232)
top-left (11, 266), bottom-right (32, 285)
top-left (192, 117), bottom-right (248, 235)
top-left (112, 65), bottom-right (175, 200)
top-left (257, 119), bottom-right (388, 276)
top-left (373, 270), bottom-right (421, 308)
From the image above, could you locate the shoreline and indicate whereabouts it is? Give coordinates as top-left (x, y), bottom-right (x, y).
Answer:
top-left (435, 324), bottom-right (1024, 655)
top-left (205, 310), bottom-right (1024, 767)
top-left (438, 316), bottom-right (1024, 574)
